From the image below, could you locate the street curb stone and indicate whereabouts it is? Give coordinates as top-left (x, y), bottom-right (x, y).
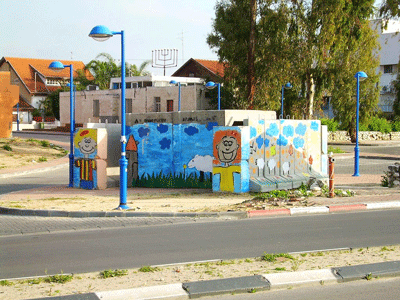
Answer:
top-left (182, 275), bottom-right (270, 298)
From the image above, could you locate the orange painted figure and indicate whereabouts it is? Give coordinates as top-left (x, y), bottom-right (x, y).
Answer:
top-left (74, 129), bottom-right (98, 189)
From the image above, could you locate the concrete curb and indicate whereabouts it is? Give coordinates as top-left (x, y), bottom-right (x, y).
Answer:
top-left (247, 201), bottom-right (400, 218)
top-left (0, 206), bottom-right (248, 219)
top-left (27, 261), bottom-right (400, 299)
top-left (2, 201), bottom-right (400, 219)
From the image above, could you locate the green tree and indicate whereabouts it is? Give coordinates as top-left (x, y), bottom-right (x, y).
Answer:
top-left (379, 0), bottom-right (400, 20)
top-left (207, 0), bottom-right (379, 124)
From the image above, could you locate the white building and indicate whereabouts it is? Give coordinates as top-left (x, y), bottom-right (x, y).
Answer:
top-left (372, 19), bottom-right (400, 113)
top-left (59, 75), bottom-right (211, 126)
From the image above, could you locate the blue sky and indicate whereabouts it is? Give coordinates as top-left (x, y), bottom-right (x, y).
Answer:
top-left (0, 0), bottom-right (219, 75)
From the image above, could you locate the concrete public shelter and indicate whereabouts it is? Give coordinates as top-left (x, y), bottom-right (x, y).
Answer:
top-left (87, 110), bottom-right (327, 193)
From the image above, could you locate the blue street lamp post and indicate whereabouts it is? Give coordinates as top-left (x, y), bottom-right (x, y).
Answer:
top-left (169, 80), bottom-right (181, 111)
top-left (280, 82), bottom-right (292, 118)
top-left (205, 81), bottom-right (221, 110)
top-left (48, 61), bottom-right (75, 188)
top-left (353, 71), bottom-right (368, 177)
top-left (89, 25), bottom-right (129, 209)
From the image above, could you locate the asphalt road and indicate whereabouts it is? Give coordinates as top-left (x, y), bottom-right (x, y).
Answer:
top-left (200, 277), bottom-right (400, 300)
top-left (1, 209), bottom-right (400, 280)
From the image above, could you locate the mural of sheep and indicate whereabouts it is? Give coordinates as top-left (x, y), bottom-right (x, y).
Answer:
top-left (188, 154), bottom-right (213, 182)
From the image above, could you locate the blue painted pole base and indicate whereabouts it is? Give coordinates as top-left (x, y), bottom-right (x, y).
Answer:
top-left (118, 156), bottom-right (130, 210)
top-left (69, 153), bottom-right (74, 187)
top-left (353, 146), bottom-right (360, 177)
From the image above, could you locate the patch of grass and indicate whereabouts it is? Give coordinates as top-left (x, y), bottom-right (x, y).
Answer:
top-left (99, 269), bottom-right (128, 278)
top-left (40, 140), bottom-right (50, 147)
top-left (328, 146), bottom-right (345, 154)
top-left (2, 144), bottom-right (12, 151)
top-left (44, 274), bottom-right (73, 284)
top-left (38, 156), bottom-right (48, 162)
top-left (25, 278), bottom-right (44, 285)
top-left (365, 273), bottom-right (373, 280)
top-left (381, 246), bottom-right (394, 252)
top-left (274, 267), bottom-right (286, 271)
top-left (262, 253), bottom-right (294, 262)
top-left (0, 280), bottom-right (14, 286)
top-left (216, 260), bottom-right (235, 266)
top-left (300, 253), bottom-right (307, 257)
top-left (138, 266), bottom-right (160, 273)
top-left (245, 258), bottom-right (253, 263)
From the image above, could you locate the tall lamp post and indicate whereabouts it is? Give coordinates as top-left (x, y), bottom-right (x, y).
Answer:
top-left (169, 80), bottom-right (181, 111)
top-left (280, 82), bottom-right (292, 118)
top-left (89, 25), bottom-right (129, 209)
top-left (205, 81), bottom-right (221, 110)
top-left (353, 71), bottom-right (368, 177)
top-left (49, 61), bottom-right (75, 188)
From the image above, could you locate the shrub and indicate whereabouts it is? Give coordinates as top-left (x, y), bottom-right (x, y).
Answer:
top-left (361, 116), bottom-right (392, 133)
top-left (320, 118), bottom-right (339, 132)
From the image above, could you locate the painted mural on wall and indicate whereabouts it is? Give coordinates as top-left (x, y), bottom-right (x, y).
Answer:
top-left (212, 128), bottom-right (242, 193)
top-left (125, 122), bottom-right (218, 188)
top-left (73, 128), bottom-right (98, 189)
top-left (248, 119), bottom-right (321, 181)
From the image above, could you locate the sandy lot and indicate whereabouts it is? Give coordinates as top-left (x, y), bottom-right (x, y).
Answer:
top-left (1, 245), bottom-right (400, 299)
top-left (0, 137), bottom-right (67, 170)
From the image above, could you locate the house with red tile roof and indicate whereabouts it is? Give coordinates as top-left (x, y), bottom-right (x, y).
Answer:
top-left (172, 58), bottom-right (225, 82)
top-left (0, 57), bottom-right (93, 113)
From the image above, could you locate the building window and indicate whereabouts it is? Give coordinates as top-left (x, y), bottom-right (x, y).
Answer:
top-left (93, 100), bottom-right (100, 117)
top-left (384, 65), bottom-right (393, 74)
top-left (126, 82), bottom-right (132, 89)
top-left (126, 98), bottom-right (132, 113)
top-left (46, 79), bottom-right (60, 86)
top-left (154, 97), bottom-right (161, 112)
top-left (167, 100), bottom-right (174, 112)
top-left (112, 83), bottom-right (120, 89)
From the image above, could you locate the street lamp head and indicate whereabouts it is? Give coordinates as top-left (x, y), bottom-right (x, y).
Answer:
top-left (284, 82), bottom-right (292, 89)
top-left (48, 61), bottom-right (65, 72)
top-left (354, 71), bottom-right (368, 81)
top-left (205, 81), bottom-right (217, 89)
top-left (169, 80), bottom-right (178, 85)
top-left (89, 25), bottom-right (114, 42)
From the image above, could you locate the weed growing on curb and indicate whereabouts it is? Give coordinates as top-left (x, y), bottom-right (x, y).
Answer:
top-left (138, 266), bottom-right (160, 273)
top-left (100, 269), bottom-right (128, 278)
top-left (262, 253), bottom-right (294, 262)
top-left (0, 280), bottom-right (14, 286)
top-left (2, 144), bottom-right (12, 151)
top-left (44, 274), bottom-right (73, 284)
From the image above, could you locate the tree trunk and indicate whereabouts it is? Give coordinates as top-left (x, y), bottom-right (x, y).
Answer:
top-left (306, 73), bottom-right (315, 119)
top-left (247, 0), bottom-right (256, 108)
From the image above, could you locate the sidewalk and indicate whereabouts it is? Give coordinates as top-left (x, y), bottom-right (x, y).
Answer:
top-left (1, 145), bottom-right (400, 218)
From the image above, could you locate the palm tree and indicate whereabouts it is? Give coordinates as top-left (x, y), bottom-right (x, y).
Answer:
top-left (126, 60), bottom-right (151, 77)
top-left (85, 53), bottom-right (120, 89)
top-left (86, 53), bottom-right (151, 89)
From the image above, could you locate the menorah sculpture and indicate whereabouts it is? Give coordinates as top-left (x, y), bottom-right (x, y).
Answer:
top-left (152, 49), bottom-right (178, 75)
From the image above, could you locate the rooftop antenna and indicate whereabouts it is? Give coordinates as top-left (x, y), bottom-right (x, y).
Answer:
top-left (178, 31), bottom-right (184, 64)
top-left (152, 49), bottom-right (178, 76)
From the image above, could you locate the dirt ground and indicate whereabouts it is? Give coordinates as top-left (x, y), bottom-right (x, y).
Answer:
top-left (1, 245), bottom-right (400, 299)
top-left (0, 137), bottom-right (67, 170)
